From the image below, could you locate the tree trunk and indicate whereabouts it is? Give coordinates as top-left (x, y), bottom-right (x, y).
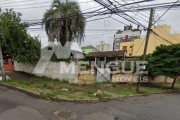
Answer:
top-left (0, 45), bottom-right (6, 80)
top-left (165, 76), bottom-right (168, 83)
top-left (171, 78), bottom-right (176, 89)
top-left (136, 75), bottom-right (141, 92)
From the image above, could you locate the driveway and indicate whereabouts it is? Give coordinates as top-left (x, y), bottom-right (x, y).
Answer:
top-left (0, 85), bottom-right (180, 120)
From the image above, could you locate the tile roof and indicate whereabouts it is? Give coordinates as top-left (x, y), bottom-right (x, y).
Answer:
top-left (87, 50), bottom-right (126, 57)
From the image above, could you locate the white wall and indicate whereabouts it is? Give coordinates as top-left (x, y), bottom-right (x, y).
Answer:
top-left (14, 61), bottom-right (79, 83)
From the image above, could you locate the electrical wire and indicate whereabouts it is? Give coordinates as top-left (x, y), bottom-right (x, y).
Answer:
top-left (94, 0), bottom-right (147, 28)
top-left (153, 0), bottom-right (180, 25)
top-left (151, 30), bottom-right (174, 44)
top-left (0, 0), bottom-right (94, 8)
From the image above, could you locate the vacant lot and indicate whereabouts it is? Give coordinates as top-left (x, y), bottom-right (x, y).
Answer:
top-left (1, 73), bottom-right (179, 101)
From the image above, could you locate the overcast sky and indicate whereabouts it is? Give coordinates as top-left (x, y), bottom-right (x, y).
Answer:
top-left (1, 0), bottom-right (180, 51)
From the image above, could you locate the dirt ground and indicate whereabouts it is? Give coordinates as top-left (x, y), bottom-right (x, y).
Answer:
top-left (5, 71), bottom-right (34, 80)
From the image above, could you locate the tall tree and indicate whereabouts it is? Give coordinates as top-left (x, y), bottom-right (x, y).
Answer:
top-left (0, 9), bottom-right (41, 65)
top-left (43, 0), bottom-right (85, 46)
top-left (148, 44), bottom-right (180, 89)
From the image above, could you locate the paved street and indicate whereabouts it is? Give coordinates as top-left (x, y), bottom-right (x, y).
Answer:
top-left (0, 86), bottom-right (180, 120)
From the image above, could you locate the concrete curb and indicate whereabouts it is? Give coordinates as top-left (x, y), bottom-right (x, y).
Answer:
top-left (0, 83), bottom-right (117, 103)
top-left (0, 83), bottom-right (178, 103)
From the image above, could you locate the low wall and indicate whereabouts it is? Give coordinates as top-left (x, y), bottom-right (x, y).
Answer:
top-left (14, 61), bottom-right (176, 84)
top-left (153, 76), bottom-right (174, 84)
top-left (14, 61), bottom-right (79, 83)
top-left (111, 73), bottom-right (174, 84)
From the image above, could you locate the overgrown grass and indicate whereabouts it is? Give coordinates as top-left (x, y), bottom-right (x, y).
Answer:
top-left (81, 91), bottom-right (111, 100)
top-left (1, 79), bottom-right (112, 100)
top-left (113, 87), bottom-right (167, 96)
top-left (0, 76), bottom-right (174, 100)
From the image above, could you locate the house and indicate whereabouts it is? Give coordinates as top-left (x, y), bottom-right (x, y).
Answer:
top-left (87, 50), bottom-right (127, 83)
top-left (70, 50), bottom-right (85, 61)
top-left (119, 25), bottom-right (180, 57)
top-left (81, 45), bottom-right (100, 54)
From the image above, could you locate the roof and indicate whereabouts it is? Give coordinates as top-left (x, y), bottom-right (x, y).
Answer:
top-left (132, 29), bottom-right (141, 32)
top-left (81, 45), bottom-right (98, 50)
top-left (71, 50), bottom-right (84, 59)
top-left (87, 50), bottom-right (126, 57)
top-left (71, 50), bottom-right (83, 54)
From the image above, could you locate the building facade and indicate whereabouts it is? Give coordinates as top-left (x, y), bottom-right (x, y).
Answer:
top-left (113, 25), bottom-right (141, 51)
top-left (96, 41), bottom-right (110, 52)
top-left (120, 25), bottom-right (180, 57)
top-left (81, 45), bottom-right (100, 54)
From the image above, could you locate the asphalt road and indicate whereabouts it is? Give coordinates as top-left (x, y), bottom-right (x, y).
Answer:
top-left (0, 86), bottom-right (180, 120)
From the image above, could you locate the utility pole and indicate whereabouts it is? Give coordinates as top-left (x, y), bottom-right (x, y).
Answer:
top-left (136, 9), bottom-right (154, 92)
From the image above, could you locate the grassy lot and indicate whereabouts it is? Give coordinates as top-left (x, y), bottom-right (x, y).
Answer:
top-left (0, 76), bottom-right (178, 101)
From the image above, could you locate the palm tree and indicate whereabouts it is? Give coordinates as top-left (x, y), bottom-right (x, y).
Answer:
top-left (43, 0), bottom-right (85, 46)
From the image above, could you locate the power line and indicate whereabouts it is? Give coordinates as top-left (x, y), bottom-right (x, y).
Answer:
top-left (94, 0), bottom-right (147, 28)
top-left (153, 0), bottom-right (180, 25)
top-left (114, 0), bottom-right (149, 22)
top-left (134, 38), bottom-right (145, 56)
top-left (151, 30), bottom-right (174, 44)
top-left (110, 16), bottom-right (128, 26)
top-left (0, 0), bottom-right (50, 7)
top-left (0, 0), bottom-right (35, 4)
top-left (1, 1), bottom-right (180, 11)
top-left (0, 0), bottom-right (94, 7)
top-left (159, 21), bottom-right (180, 43)
top-left (25, 7), bottom-right (108, 26)
top-left (21, 5), bottom-right (102, 22)
top-left (0, 1), bottom-right (95, 10)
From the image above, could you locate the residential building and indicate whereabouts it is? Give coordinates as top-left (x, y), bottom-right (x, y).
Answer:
top-left (81, 45), bottom-right (100, 54)
top-left (96, 41), bottom-right (110, 51)
top-left (113, 25), bottom-right (141, 51)
top-left (119, 25), bottom-right (180, 57)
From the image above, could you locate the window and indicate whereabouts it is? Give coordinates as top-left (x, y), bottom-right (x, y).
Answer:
top-left (130, 46), bottom-right (133, 48)
top-left (129, 53), bottom-right (132, 56)
top-left (123, 46), bottom-right (127, 50)
top-left (48, 47), bottom-right (52, 50)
